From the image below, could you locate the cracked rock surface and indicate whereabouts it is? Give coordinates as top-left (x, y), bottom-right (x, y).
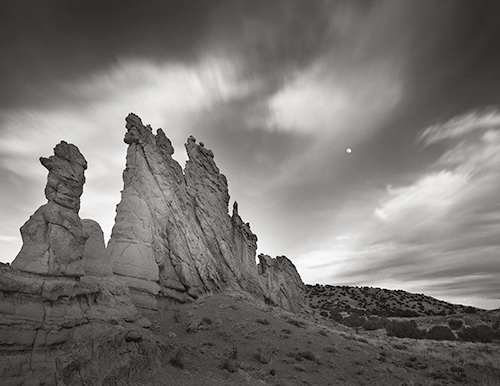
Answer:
top-left (108, 114), bottom-right (265, 308)
top-left (108, 113), bottom-right (305, 310)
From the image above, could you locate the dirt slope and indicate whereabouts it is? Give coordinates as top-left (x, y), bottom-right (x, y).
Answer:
top-left (132, 292), bottom-right (500, 386)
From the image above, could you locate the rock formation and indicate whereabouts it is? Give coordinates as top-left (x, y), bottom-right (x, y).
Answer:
top-left (108, 114), bottom-right (264, 309)
top-left (258, 254), bottom-right (306, 312)
top-left (0, 264), bottom-right (162, 385)
top-left (108, 113), bottom-right (305, 311)
top-left (0, 124), bottom-right (309, 384)
top-left (1, 141), bottom-right (162, 385)
top-left (11, 141), bottom-right (88, 276)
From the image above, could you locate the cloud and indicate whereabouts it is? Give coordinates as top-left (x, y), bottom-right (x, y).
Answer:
top-left (0, 235), bottom-right (19, 243)
top-left (266, 59), bottom-right (402, 137)
top-left (0, 55), bottom-right (249, 257)
top-left (297, 108), bottom-right (500, 308)
top-left (419, 108), bottom-right (500, 145)
top-left (373, 171), bottom-right (469, 243)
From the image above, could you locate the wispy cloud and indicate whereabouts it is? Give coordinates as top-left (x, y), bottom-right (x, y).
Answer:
top-left (419, 108), bottom-right (500, 145)
top-left (297, 108), bottom-right (500, 308)
top-left (266, 58), bottom-right (402, 138)
top-left (0, 235), bottom-right (19, 243)
top-left (0, 56), bottom-right (248, 251)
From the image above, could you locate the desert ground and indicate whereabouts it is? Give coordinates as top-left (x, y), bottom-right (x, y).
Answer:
top-left (124, 288), bottom-right (500, 386)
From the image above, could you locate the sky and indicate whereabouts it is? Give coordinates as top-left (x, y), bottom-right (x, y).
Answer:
top-left (1, 0), bottom-right (500, 309)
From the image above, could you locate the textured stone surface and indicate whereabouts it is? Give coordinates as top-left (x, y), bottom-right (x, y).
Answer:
top-left (82, 219), bottom-right (113, 277)
top-left (108, 114), bottom-right (272, 309)
top-left (258, 254), bottom-right (306, 312)
top-left (0, 265), bottom-right (157, 386)
top-left (11, 142), bottom-right (88, 276)
top-left (41, 141), bottom-right (88, 212)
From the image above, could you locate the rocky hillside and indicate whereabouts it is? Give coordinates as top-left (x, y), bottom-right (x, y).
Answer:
top-left (307, 284), bottom-right (480, 318)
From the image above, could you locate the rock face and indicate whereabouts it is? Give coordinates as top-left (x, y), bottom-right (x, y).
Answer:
top-left (0, 265), bottom-right (160, 386)
top-left (108, 113), bottom-right (305, 310)
top-left (11, 141), bottom-right (88, 276)
top-left (1, 142), bottom-right (163, 386)
top-left (108, 113), bottom-right (264, 309)
top-left (258, 254), bottom-right (306, 312)
top-left (0, 116), bottom-right (309, 384)
top-left (82, 219), bottom-right (113, 277)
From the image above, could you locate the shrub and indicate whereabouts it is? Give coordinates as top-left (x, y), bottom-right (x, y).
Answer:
top-left (329, 312), bottom-right (343, 323)
top-left (426, 326), bottom-right (455, 341)
top-left (391, 309), bottom-right (419, 318)
top-left (256, 318), bottom-right (270, 325)
top-left (458, 325), bottom-right (495, 343)
top-left (363, 316), bottom-right (387, 331)
top-left (385, 320), bottom-right (426, 339)
top-left (342, 312), bottom-right (366, 328)
top-left (202, 317), bottom-right (213, 325)
top-left (218, 358), bottom-right (238, 372)
top-left (319, 311), bottom-right (329, 318)
top-left (287, 318), bottom-right (306, 328)
top-left (448, 319), bottom-right (463, 330)
top-left (324, 345), bottom-right (338, 354)
top-left (298, 350), bottom-right (319, 362)
top-left (464, 306), bottom-right (477, 314)
top-left (169, 347), bottom-right (185, 369)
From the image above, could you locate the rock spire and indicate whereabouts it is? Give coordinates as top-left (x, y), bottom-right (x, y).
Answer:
top-left (108, 113), bottom-right (266, 308)
top-left (11, 141), bottom-right (88, 276)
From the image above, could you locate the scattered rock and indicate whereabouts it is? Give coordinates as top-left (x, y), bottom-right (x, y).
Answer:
top-left (259, 345), bottom-right (274, 364)
top-left (293, 363), bottom-right (307, 372)
top-left (187, 318), bottom-right (203, 333)
top-left (219, 357), bottom-right (238, 372)
top-left (125, 329), bottom-right (143, 342)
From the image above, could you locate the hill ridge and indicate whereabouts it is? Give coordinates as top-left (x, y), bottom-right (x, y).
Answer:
top-left (307, 284), bottom-right (481, 318)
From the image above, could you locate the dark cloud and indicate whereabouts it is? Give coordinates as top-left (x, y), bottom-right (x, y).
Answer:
top-left (0, 0), bottom-right (218, 109)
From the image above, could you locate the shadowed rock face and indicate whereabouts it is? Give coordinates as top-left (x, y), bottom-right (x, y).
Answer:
top-left (82, 219), bottom-right (113, 277)
top-left (108, 113), bottom-right (265, 308)
top-left (11, 141), bottom-right (88, 276)
top-left (258, 254), bottom-right (306, 313)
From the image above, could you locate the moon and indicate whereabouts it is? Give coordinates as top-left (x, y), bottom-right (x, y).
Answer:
top-left (346, 148), bottom-right (352, 153)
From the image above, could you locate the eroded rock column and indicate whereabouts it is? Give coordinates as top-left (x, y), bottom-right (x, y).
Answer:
top-left (11, 141), bottom-right (88, 276)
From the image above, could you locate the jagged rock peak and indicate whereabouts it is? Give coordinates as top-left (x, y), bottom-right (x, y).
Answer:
top-left (108, 113), bottom-right (263, 308)
top-left (124, 112), bottom-right (174, 155)
top-left (109, 113), bottom-right (306, 312)
top-left (41, 140), bottom-right (87, 212)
